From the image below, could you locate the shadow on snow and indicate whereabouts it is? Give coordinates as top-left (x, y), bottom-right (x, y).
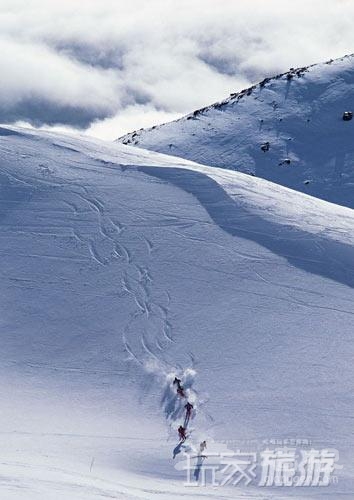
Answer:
top-left (139, 166), bottom-right (354, 289)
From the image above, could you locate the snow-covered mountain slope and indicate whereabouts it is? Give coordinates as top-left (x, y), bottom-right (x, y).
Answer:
top-left (1, 125), bottom-right (354, 498)
top-left (118, 53), bottom-right (354, 209)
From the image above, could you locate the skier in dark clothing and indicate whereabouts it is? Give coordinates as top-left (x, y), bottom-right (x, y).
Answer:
top-left (185, 402), bottom-right (193, 417)
top-left (173, 377), bottom-right (182, 387)
top-left (178, 425), bottom-right (187, 442)
top-left (184, 402), bottom-right (193, 426)
top-left (173, 377), bottom-right (185, 397)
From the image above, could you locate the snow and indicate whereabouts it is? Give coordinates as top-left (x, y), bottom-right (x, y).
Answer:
top-left (117, 53), bottom-right (354, 210)
top-left (1, 124), bottom-right (354, 498)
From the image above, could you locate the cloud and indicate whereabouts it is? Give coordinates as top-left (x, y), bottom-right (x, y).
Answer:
top-left (0, 36), bottom-right (125, 127)
top-left (87, 104), bottom-right (181, 140)
top-left (0, 0), bottom-right (354, 138)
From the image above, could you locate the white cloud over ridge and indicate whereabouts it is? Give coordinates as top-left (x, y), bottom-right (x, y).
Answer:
top-left (0, 0), bottom-right (353, 139)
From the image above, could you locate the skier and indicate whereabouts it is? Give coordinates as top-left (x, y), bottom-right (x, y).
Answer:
top-left (177, 386), bottom-right (185, 397)
top-left (199, 440), bottom-right (207, 454)
top-left (184, 402), bottom-right (193, 425)
top-left (185, 401), bottom-right (193, 414)
top-left (178, 425), bottom-right (187, 442)
top-left (173, 377), bottom-right (185, 397)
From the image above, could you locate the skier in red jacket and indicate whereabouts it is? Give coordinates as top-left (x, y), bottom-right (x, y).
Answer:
top-left (177, 387), bottom-right (185, 397)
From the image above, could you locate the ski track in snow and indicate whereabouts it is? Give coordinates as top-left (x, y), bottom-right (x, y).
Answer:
top-left (107, 174), bottom-right (214, 459)
top-left (61, 166), bottom-right (206, 453)
top-left (14, 149), bottom-right (208, 470)
top-left (2, 125), bottom-right (354, 498)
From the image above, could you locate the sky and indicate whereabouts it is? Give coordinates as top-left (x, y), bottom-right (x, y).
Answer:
top-left (1, 0), bottom-right (354, 140)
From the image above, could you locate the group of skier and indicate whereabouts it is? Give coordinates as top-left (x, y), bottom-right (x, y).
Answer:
top-left (172, 376), bottom-right (207, 460)
top-left (173, 377), bottom-right (194, 442)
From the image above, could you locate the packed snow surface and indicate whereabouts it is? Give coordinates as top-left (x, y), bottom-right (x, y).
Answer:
top-left (0, 125), bottom-right (354, 498)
